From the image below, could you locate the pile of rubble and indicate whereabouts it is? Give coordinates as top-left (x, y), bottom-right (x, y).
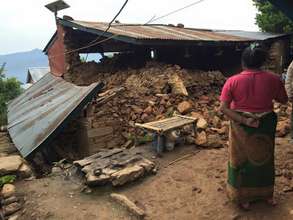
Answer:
top-left (67, 59), bottom-right (292, 151)
top-left (70, 61), bottom-right (229, 148)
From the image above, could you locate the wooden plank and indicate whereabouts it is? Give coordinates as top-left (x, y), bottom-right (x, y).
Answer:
top-left (73, 152), bottom-right (104, 167)
top-left (74, 148), bottom-right (124, 167)
top-left (175, 114), bottom-right (197, 121)
top-left (146, 117), bottom-right (179, 125)
top-left (162, 120), bottom-right (195, 132)
top-left (135, 123), bottom-right (163, 132)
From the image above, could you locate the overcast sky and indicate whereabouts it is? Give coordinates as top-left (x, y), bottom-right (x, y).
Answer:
top-left (0, 0), bottom-right (259, 55)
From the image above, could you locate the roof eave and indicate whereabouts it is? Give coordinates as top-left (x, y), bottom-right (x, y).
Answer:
top-left (43, 31), bottom-right (58, 54)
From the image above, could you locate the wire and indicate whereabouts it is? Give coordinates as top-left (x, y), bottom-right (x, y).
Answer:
top-left (146, 0), bottom-right (205, 24)
top-left (87, 0), bottom-right (129, 47)
top-left (48, 0), bottom-right (206, 60)
top-left (84, 0), bottom-right (128, 60)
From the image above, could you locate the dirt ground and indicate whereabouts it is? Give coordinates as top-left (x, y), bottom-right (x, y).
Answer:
top-left (15, 137), bottom-right (293, 220)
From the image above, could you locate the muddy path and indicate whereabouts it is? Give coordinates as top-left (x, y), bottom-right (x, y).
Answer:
top-left (16, 137), bottom-right (293, 220)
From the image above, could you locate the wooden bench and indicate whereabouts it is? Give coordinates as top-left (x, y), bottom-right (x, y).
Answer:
top-left (135, 114), bottom-right (197, 155)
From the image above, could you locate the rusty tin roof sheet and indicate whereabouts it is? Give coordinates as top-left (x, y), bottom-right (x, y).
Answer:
top-left (7, 73), bottom-right (103, 158)
top-left (60, 19), bottom-right (250, 42)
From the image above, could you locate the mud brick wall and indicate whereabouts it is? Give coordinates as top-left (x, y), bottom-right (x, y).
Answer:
top-left (76, 104), bottom-right (125, 156)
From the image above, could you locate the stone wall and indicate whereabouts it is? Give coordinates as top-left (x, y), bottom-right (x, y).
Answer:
top-left (0, 131), bottom-right (16, 156)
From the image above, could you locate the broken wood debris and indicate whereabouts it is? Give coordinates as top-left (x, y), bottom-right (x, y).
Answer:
top-left (110, 193), bottom-right (145, 218)
top-left (74, 148), bottom-right (155, 186)
top-left (95, 87), bottom-right (125, 107)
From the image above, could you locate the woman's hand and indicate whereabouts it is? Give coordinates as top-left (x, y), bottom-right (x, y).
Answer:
top-left (243, 117), bottom-right (259, 128)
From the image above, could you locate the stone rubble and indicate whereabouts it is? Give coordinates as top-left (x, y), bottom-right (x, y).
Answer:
top-left (0, 155), bottom-right (33, 178)
top-left (68, 61), bottom-right (230, 149)
top-left (65, 60), bottom-right (292, 151)
top-left (0, 183), bottom-right (23, 220)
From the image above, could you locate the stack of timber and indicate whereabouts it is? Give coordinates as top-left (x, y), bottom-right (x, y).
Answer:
top-left (73, 148), bottom-right (155, 186)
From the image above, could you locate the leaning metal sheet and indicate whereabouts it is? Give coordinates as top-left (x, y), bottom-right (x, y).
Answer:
top-left (7, 72), bottom-right (103, 157)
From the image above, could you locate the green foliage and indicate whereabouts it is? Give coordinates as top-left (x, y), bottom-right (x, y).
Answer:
top-left (0, 70), bottom-right (23, 125)
top-left (0, 175), bottom-right (16, 187)
top-left (253, 1), bottom-right (293, 33)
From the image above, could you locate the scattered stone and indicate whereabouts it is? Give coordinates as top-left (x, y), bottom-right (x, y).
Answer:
top-left (177, 101), bottom-right (192, 114)
top-left (51, 166), bottom-right (63, 174)
top-left (276, 120), bottom-right (290, 137)
top-left (8, 214), bottom-right (20, 220)
top-left (3, 202), bottom-right (21, 216)
top-left (206, 134), bottom-right (223, 148)
top-left (168, 73), bottom-right (188, 96)
top-left (190, 112), bottom-right (203, 120)
top-left (143, 106), bottom-right (153, 114)
top-left (283, 186), bottom-right (293, 193)
top-left (1, 196), bottom-right (18, 206)
top-left (110, 193), bottom-right (145, 218)
top-left (195, 131), bottom-right (207, 146)
top-left (211, 126), bottom-right (227, 135)
top-left (192, 186), bottom-right (199, 192)
top-left (18, 163), bottom-right (32, 178)
top-left (1, 184), bottom-right (16, 198)
top-left (212, 116), bottom-right (221, 128)
top-left (111, 165), bottom-right (144, 186)
top-left (197, 118), bottom-right (208, 130)
top-left (0, 156), bottom-right (23, 175)
top-left (138, 159), bottom-right (155, 172)
top-left (217, 186), bottom-right (223, 192)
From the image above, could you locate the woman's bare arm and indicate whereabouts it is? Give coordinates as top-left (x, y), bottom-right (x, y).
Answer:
top-left (219, 101), bottom-right (259, 128)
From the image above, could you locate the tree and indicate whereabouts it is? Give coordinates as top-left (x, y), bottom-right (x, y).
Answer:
top-left (0, 65), bottom-right (22, 125)
top-left (253, 1), bottom-right (293, 33)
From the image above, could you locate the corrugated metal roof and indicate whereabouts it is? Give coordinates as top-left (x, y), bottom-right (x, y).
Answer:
top-left (215, 30), bottom-right (289, 41)
top-left (27, 67), bottom-right (50, 83)
top-left (60, 19), bottom-right (251, 42)
top-left (7, 73), bottom-right (103, 157)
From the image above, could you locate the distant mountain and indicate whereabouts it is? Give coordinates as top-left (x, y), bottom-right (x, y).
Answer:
top-left (0, 49), bottom-right (48, 83)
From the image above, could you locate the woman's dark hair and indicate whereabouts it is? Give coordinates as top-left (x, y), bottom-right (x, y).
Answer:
top-left (241, 45), bottom-right (268, 69)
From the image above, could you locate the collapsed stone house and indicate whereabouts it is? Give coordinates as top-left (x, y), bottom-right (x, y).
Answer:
top-left (6, 15), bottom-right (292, 164)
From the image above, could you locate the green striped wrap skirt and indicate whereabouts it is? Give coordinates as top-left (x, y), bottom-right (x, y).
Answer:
top-left (227, 112), bottom-right (277, 203)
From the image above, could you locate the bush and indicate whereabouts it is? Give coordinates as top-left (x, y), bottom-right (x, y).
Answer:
top-left (0, 72), bottom-right (23, 126)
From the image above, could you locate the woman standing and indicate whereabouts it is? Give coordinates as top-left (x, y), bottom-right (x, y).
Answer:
top-left (219, 45), bottom-right (288, 209)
